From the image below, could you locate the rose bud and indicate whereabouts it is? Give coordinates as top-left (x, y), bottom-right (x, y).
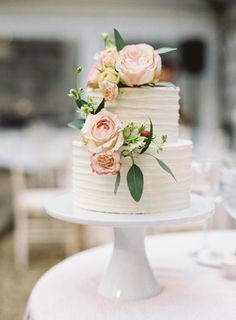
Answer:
top-left (141, 130), bottom-right (150, 137)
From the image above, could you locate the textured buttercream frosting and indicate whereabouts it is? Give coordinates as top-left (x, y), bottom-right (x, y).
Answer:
top-left (89, 87), bottom-right (180, 143)
top-left (72, 139), bottom-right (192, 214)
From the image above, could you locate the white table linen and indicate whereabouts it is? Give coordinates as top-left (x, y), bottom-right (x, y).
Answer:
top-left (26, 230), bottom-right (236, 320)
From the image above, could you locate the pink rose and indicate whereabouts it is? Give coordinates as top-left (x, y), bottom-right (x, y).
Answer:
top-left (86, 63), bottom-right (101, 89)
top-left (81, 109), bottom-right (123, 153)
top-left (90, 151), bottom-right (121, 175)
top-left (116, 44), bottom-right (162, 86)
top-left (100, 80), bottom-right (118, 102)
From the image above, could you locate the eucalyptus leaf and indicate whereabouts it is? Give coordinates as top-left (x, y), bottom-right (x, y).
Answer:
top-left (94, 99), bottom-right (105, 114)
top-left (140, 119), bottom-right (153, 154)
top-left (114, 28), bottom-right (125, 51)
top-left (155, 82), bottom-right (176, 89)
top-left (68, 118), bottom-right (85, 130)
top-left (114, 171), bottom-right (121, 194)
top-left (127, 164), bottom-right (144, 202)
top-left (156, 158), bottom-right (176, 181)
top-left (157, 47), bottom-right (177, 54)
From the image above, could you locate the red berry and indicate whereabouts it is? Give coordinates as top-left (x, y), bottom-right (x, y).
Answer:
top-left (141, 130), bottom-right (150, 137)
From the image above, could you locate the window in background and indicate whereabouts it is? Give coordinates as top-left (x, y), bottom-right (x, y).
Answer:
top-left (0, 39), bottom-right (76, 127)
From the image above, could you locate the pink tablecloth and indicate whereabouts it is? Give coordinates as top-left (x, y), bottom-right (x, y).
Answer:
top-left (26, 231), bottom-right (236, 320)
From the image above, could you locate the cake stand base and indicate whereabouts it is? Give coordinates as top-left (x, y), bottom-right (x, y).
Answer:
top-left (45, 194), bottom-right (215, 301)
top-left (98, 227), bottom-right (160, 300)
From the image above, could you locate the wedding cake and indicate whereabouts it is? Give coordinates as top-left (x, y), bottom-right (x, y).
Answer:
top-left (69, 29), bottom-right (192, 214)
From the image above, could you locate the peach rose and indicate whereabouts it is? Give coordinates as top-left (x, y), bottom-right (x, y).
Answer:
top-left (98, 47), bottom-right (117, 68)
top-left (90, 151), bottom-right (121, 175)
top-left (81, 109), bottom-right (123, 153)
top-left (116, 44), bottom-right (162, 86)
top-left (100, 80), bottom-right (118, 102)
top-left (98, 67), bottom-right (120, 85)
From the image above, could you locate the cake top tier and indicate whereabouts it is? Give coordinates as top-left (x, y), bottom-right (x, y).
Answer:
top-left (89, 86), bottom-right (180, 143)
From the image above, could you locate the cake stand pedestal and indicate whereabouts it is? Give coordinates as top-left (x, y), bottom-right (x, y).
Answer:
top-left (45, 193), bottom-right (214, 301)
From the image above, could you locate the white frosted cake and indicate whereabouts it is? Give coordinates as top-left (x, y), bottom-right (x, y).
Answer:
top-left (68, 29), bottom-right (192, 214)
top-left (72, 87), bottom-right (192, 213)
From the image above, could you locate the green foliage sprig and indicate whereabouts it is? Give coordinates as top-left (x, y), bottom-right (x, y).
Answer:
top-left (114, 119), bottom-right (176, 202)
top-left (123, 122), bottom-right (147, 154)
top-left (68, 67), bottom-right (105, 130)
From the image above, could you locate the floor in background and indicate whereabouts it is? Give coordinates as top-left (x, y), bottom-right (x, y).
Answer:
top-left (0, 231), bottom-right (65, 320)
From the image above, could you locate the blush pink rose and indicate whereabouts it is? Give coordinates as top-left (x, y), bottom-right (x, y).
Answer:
top-left (90, 151), bottom-right (121, 175)
top-left (116, 44), bottom-right (162, 86)
top-left (100, 80), bottom-right (118, 102)
top-left (81, 109), bottom-right (123, 153)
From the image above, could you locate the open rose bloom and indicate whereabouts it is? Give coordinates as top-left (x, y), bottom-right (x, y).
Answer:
top-left (90, 151), bottom-right (121, 175)
top-left (81, 109), bottom-right (123, 153)
top-left (116, 44), bottom-right (162, 87)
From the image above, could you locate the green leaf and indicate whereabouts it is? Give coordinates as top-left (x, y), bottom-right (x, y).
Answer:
top-left (127, 164), bottom-right (144, 202)
top-left (114, 171), bottom-right (121, 195)
top-left (94, 99), bottom-right (105, 114)
top-left (140, 119), bottom-right (153, 154)
top-left (68, 88), bottom-right (87, 109)
top-left (157, 47), bottom-right (177, 54)
top-left (68, 118), bottom-right (85, 130)
top-left (114, 28), bottom-right (125, 51)
top-left (75, 99), bottom-right (83, 108)
top-left (156, 158), bottom-right (176, 181)
top-left (155, 82), bottom-right (176, 89)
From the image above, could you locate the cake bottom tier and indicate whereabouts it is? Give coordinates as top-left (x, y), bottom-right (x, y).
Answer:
top-left (72, 139), bottom-right (192, 214)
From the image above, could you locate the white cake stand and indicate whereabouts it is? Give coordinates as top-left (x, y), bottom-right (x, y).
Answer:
top-left (45, 193), bottom-right (214, 301)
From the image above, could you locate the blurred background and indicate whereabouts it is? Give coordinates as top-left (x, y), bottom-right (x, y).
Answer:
top-left (0, 0), bottom-right (236, 318)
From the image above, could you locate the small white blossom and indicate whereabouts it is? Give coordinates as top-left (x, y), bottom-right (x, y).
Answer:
top-left (81, 104), bottom-right (94, 117)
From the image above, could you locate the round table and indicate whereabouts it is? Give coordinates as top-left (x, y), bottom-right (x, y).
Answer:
top-left (26, 231), bottom-right (236, 320)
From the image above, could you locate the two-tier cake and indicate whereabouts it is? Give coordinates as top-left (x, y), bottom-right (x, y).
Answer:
top-left (69, 29), bottom-right (192, 214)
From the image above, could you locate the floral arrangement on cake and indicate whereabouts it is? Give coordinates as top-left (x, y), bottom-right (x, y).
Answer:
top-left (68, 29), bottom-right (176, 202)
